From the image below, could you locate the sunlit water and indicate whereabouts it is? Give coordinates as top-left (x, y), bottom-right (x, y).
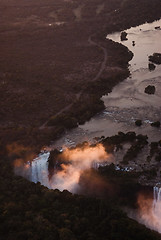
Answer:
top-left (15, 19), bottom-right (161, 191)
top-left (51, 20), bottom-right (161, 148)
top-left (81, 19), bottom-right (161, 142)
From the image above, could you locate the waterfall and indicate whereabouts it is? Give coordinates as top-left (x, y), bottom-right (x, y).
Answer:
top-left (136, 185), bottom-right (161, 234)
top-left (152, 186), bottom-right (161, 232)
top-left (153, 186), bottom-right (161, 202)
top-left (31, 152), bottom-right (50, 188)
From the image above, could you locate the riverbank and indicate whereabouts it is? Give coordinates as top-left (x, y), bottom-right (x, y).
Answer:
top-left (1, 0), bottom-right (161, 156)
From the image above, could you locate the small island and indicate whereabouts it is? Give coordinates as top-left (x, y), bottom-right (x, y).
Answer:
top-left (144, 85), bottom-right (156, 94)
top-left (149, 53), bottom-right (161, 64)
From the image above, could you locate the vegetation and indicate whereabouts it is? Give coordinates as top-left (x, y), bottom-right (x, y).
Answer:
top-left (0, 147), bottom-right (161, 240)
top-left (148, 63), bottom-right (156, 71)
top-left (147, 141), bottom-right (161, 162)
top-left (149, 53), bottom-right (161, 64)
top-left (120, 31), bottom-right (128, 41)
top-left (142, 168), bottom-right (157, 180)
top-left (100, 132), bottom-right (149, 164)
top-left (135, 120), bottom-right (142, 126)
top-left (122, 135), bottom-right (148, 164)
top-left (0, 0), bottom-right (161, 239)
top-left (0, 0), bottom-right (161, 148)
top-left (47, 96), bottom-right (105, 128)
top-left (151, 121), bottom-right (161, 128)
top-left (102, 131), bottom-right (136, 144)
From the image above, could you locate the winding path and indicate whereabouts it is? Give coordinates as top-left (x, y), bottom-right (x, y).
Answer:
top-left (88, 35), bottom-right (108, 82)
top-left (40, 35), bottom-right (108, 129)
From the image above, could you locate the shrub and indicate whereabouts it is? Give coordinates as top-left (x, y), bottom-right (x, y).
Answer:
top-left (149, 53), bottom-right (161, 64)
top-left (144, 85), bottom-right (155, 94)
top-left (151, 121), bottom-right (160, 128)
top-left (135, 120), bottom-right (142, 126)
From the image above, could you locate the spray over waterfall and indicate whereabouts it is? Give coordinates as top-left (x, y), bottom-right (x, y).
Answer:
top-left (14, 143), bottom-right (114, 193)
top-left (152, 186), bottom-right (161, 232)
top-left (137, 186), bottom-right (161, 234)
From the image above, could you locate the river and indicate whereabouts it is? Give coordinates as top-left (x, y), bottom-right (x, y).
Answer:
top-left (15, 19), bottom-right (161, 189)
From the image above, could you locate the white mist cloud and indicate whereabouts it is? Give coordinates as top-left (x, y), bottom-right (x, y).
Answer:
top-left (50, 143), bottom-right (114, 192)
top-left (136, 190), bottom-right (161, 234)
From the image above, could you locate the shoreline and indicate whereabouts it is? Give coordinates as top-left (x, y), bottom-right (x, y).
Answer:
top-left (44, 17), bottom-right (160, 147)
top-left (0, 0), bottom-right (161, 155)
top-left (41, 16), bottom-right (161, 149)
